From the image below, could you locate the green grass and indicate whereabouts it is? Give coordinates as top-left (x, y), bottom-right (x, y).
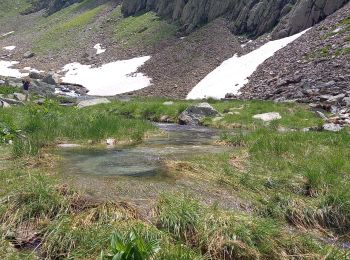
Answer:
top-left (0, 98), bottom-right (349, 258)
top-left (33, 3), bottom-right (104, 54)
top-left (0, 99), bottom-right (155, 156)
top-left (0, 98), bottom-right (327, 157)
top-left (156, 193), bottom-right (327, 259)
top-left (0, 85), bottom-right (21, 95)
top-left (207, 100), bottom-right (323, 129)
top-left (218, 129), bottom-right (350, 234)
top-left (0, 0), bottom-right (30, 21)
top-left (113, 8), bottom-right (178, 48)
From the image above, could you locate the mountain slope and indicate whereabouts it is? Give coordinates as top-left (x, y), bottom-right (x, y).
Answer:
top-left (0, 0), bottom-right (349, 101)
top-left (240, 3), bottom-right (350, 106)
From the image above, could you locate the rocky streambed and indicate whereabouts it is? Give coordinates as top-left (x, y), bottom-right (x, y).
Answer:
top-left (58, 123), bottom-right (228, 178)
top-left (55, 123), bottom-right (242, 213)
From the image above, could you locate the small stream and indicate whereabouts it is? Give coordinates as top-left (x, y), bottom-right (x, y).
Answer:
top-left (58, 123), bottom-right (228, 178)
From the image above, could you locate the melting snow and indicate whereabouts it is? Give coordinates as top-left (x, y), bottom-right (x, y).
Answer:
top-left (3, 46), bottom-right (16, 51)
top-left (61, 56), bottom-right (152, 96)
top-left (0, 61), bottom-right (28, 78)
top-left (94, 43), bottom-right (106, 55)
top-left (55, 88), bottom-right (79, 97)
top-left (22, 67), bottom-right (45, 73)
top-left (1, 31), bottom-right (14, 37)
top-left (187, 29), bottom-right (308, 100)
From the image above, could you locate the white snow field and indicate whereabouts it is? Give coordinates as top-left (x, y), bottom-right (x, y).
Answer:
top-left (0, 61), bottom-right (28, 78)
top-left (3, 46), bottom-right (16, 51)
top-left (61, 56), bottom-right (152, 96)
top-left (93, 43), bottom-right (106, 54)
top-left (187, 30), bottom-right (308, 100)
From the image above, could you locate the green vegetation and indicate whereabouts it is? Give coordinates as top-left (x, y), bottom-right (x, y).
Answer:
top-left (0, 85), bottom-right (21, 95)
top-left (206, 100), bottom-right (323, 129)
top-left (0, 99), bottom-right (155, 156)
top-left (0, 98), bottom-right (349, 259)
top-left (101, 230), bottom-right (160, 259)
top-left (33, 3), bottom-right (104, 54)
top-left (0, 0), bottom-right (30, 20)
top-left (113, 8), bottom-right (178, 48)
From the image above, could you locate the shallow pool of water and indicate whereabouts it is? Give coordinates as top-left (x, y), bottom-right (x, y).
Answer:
top-left (59, 123), bottom-right (228, 177)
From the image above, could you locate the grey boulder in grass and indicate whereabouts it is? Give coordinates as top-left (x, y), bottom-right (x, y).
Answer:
top-left (77, 98), bottom-right (111, 108)
top-left (179, 102), bottom-right (220, 125)
top-left (253, 112), bottom-right (282, 122)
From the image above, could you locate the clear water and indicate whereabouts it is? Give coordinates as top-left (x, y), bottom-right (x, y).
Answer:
top-left (59, 123), bottom-right (227, 177)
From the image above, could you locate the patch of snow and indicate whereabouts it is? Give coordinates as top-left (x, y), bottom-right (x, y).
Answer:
top-left (22, 67), bottom-right (45, 73)
top-left (3, 46), bottom-right (16, 51)
top-left (332, 27), bottom-right (343, 33)
top-left (55, 88), bottom-right (79, 97)
top-left (187, 29), bottom-right (309, 100)
top-left (1, 31), bottom-right (14, 37)
top-left (94, 43), bottom-right (106, 55)
top-left (0, 61), bottom-right (28, 78)
top-left (241, 40), bottom-right (253, 48)
top-left (61, 56), bottom-right (152, 96)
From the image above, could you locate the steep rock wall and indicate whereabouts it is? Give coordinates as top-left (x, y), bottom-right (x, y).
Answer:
top-left (121, 0), bottom-right (349, 38)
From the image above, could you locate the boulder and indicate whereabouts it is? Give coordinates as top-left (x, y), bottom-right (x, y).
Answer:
top-left (225, 93), bottom-right (238, 99)
top-left (342, 97), bottom-right (350, 107)
top-left (0, 97), bottom-right (24, 105)
top-left (178, 102), bottom-right (220, 125)
top-left (0, 100), bottom-right (11, 108)
top-left (77, 98), bottom-right (110, 108)
top-left (29, 72), bottom-right (44, 79)
top-left (253, 112), bottom-right (282, 122)
top-left (13, 93), bottom-right (26, 102)
top-left (42, 74), bottom-right (57, 85)
top-left (30, 80), bottom-right (56, 96)
top-left (323, 123), bottom-right (342, 132)
top-left (23, 51), bottom-right (35, 59)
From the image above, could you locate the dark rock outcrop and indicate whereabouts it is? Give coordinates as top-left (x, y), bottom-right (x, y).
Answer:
top-left (122, 0), bottom-right (349, 38)
top-left (178, 102), bottom-right (220, 125)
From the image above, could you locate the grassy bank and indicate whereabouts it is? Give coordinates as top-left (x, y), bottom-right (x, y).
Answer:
top-left (0, 98), bottom-right (349, 259)
top-left (0, 99), bottom-right (155, 156)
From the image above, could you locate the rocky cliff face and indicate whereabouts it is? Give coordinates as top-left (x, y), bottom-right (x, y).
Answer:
top-left (121, 0), bottom-right (349, 38)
